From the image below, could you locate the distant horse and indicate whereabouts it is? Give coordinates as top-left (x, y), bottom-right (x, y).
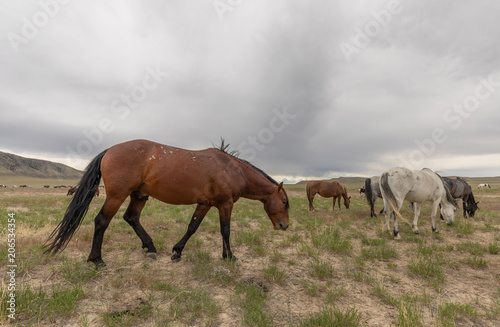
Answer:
top-left (380, 167), bottom-right (456, 239)
top-left (43, 185), bottom-right (50, 188)
top-left (306, 181), bottom-right (351, 212)
top-left (45, 139), bottom-right (289, 267)
top-left (358, 187), bottom-right (365, 195)
top-left (364, 176), bottom-right (384, 217)
top-left (477, 183), bottom-right (491, 189)
top-left (68, 187), bottom-right (99, 197)
top-left (442, 177), bottom-right (478, 218)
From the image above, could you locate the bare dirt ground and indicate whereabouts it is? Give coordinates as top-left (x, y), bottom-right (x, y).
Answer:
top-left (1, 183), bottom-right (500, 326)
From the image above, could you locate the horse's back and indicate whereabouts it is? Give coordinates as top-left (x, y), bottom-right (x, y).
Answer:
top-left (100, 139), bottom-right (245, 205)
top-left (382, 167), bottom-right (442, 202)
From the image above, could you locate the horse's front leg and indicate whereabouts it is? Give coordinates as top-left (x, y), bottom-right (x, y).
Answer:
top-left (411, 203), bottom-right (421, 234)
top-left (218, 202), bottom-right (236, 260)
top-left (462, 197), bottom-right (468, 218)
top-left (431, 201), bottom-right (440, 233)
top-left (172, 204), bottom-right (211, 262)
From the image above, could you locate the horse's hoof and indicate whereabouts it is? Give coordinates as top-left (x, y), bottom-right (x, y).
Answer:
top-left (146, 252), bottom-right (157, 260)
top-left (88, 258), bottom-right (106, 269)
top-left (394, 234), bottom-right (401, 240)
top-left (95, 261), bottom-right (106, 269)
top-left (171, 253), bottom-right (181, 262)
top-left (413, 230), bottom-right (419, 235)
top-left (433, 229), bottom-right (440, 234)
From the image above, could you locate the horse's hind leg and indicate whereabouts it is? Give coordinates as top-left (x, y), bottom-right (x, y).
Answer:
top-left (308, 193), bottom-right (315, 211)
top-left (411, 203), bottom-right (422, 234)
top-left (172, 204), bottom-right (211, 262)
top-left (123, 193), bottom-right (156, 258)
top-left (88, 196), bottom-right (127, 267)
top-left (430, 201), bottom-right (440, 233)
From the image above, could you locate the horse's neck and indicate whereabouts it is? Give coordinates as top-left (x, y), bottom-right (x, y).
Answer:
top-left (239, 163), bottom-right (277, 201)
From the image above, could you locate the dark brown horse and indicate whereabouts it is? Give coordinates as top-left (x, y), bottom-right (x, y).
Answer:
top-left (442, 177), bottom-right (478, 218)
top-left (45, 139), bottom-right (289, 267)
top-left (306, 181), bottom-right (350, 212)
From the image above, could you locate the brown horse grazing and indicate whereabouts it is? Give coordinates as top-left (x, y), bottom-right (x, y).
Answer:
top-left (45, 139), bottom-right (289, 267)
top-left (306, 181), bottom-right (351, 212)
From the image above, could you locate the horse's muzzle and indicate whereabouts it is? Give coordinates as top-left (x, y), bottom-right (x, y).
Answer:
top-left (278, 221), bottom-right (289, 231)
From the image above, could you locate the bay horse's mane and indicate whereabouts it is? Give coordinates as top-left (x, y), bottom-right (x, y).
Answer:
top-left (216, 139), bottom-right (289, 210)
top-left (216, 139), bottom-right (279, 186)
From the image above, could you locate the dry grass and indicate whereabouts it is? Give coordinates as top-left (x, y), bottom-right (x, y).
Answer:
top-left (1, 181), bottom-right (499, 326)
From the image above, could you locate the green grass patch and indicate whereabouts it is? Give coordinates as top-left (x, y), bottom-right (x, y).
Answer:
top-left (408, 256), bottom-right (445, 290)
top-left (312, 227), bottom-right (352, 255)
top-left (299, 306), bottom-right (362, 327)
top-left (463, 256), bottom-right (488, 269)
top-left (235, 282), bottom-right (273, 327)
top-left (488, 241), bottom-right (499, 255)
top-left (455, 241), bottom-right (486, 255)
top-left (437, 302), bottom-right (479, 327)
top-left (396, 300), bottom-right (424, 327)
top-left (263, 264), bottom-right (288, 285)
top-left (167, 288), bottom-right (221, 326)
top-left (310, 259), bottom-right (335, 280)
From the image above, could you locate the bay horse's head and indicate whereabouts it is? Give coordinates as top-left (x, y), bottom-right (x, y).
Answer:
top-left (343, 196), bottom-right (351, 209)
top-left (263, 182), bottom-right (289, 231)
top-left (342, 184), bottom-right (351, 209)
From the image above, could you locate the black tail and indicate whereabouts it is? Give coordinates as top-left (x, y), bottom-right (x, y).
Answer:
top-left (44, 150), bottom-right (107, 254)
top-left (365, 178), bottom-right (374, 208)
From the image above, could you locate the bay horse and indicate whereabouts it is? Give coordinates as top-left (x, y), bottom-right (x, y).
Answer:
top-left (364, 176), bottom-right (384, 217)
top-left (380, 167), bottom-right (456, 239)
top-left (442, 177), bottom-right (478, 218)
top-left (45, 139), bottom-right (290, 267)
top-left (306, 181), bottom-right (350, 212)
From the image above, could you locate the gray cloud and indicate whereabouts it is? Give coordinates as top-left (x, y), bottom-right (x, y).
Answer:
top-left (1, 0), bottom-right (499, 180)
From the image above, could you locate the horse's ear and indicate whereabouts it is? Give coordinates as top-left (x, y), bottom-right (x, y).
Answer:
top-left (277, 182), bottom-right (283, 192)
top-left (348, 196), bottom-right (351, 199)
top-left (476, 201), bottom-right (480, 204)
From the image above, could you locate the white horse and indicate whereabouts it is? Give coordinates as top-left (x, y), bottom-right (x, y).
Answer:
top-left (477, 183), bottom-right (491, 189)
top-left (380, 167), bottom-right (457, 239)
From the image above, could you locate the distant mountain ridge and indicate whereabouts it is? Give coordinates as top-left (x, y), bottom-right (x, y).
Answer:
top-left (0, 151), bottom-right (83, 179)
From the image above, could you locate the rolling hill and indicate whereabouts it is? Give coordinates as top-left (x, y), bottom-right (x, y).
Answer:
top-left (0, 151), bottom-right (83, 179)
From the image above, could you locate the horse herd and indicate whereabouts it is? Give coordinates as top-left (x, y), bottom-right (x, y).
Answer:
top-left (43, 139), bottom-right (490, 266)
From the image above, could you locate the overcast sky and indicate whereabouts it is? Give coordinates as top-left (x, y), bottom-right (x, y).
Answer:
top-left (1, 0), bottom-right (499, 182)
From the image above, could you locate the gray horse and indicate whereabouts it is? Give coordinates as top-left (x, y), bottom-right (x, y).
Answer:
top-left (380, 167), bottom-right (457, 239)
top-left (364, 176), bottom-right (384, 217)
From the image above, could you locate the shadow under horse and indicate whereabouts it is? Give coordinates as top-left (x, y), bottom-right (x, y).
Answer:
top-left (306, 180), bottom-right (351, 212)
top-left (45, 139), bottom-right (290, 267)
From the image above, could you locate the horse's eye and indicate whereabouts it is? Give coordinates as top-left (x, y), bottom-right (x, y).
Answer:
top-left (282, 201), bottom-right (287, 205)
